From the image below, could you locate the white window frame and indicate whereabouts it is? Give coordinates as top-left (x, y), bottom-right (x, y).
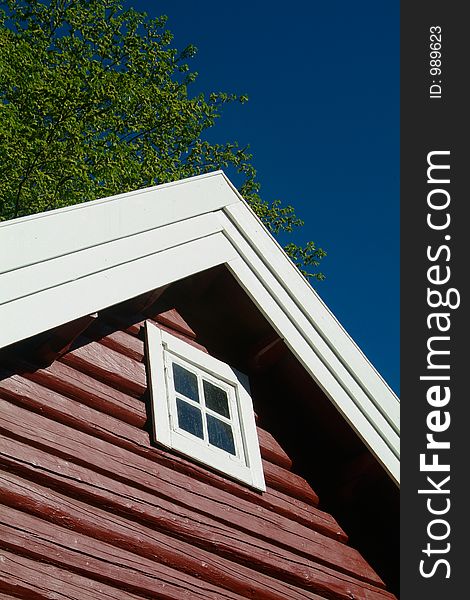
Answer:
top-left (145, 321), bottom-right (266, 491)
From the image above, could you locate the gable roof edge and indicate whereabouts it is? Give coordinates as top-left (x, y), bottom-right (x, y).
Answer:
top-left (0, 171), bottom-right (399, 484)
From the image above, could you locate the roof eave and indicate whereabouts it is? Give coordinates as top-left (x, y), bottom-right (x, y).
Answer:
top-left (0, 171), bottom-right (400, 484)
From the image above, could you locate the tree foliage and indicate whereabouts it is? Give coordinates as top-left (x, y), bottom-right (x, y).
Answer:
top-left (0, 0), bottom-right (325, 279)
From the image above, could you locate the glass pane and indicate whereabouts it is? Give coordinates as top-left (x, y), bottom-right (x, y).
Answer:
top-left (176, 399), bottom-right (204, 438)
top-left (207, 414), bottom-right (236, 455)
top-left (172, 363), bottom-right (199, 402)
top-left (203, 380), bottom-right (230, 418)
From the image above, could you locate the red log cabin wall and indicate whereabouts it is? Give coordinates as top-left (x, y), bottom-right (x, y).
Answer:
top-left (0, 305), bottom-right (397, 600)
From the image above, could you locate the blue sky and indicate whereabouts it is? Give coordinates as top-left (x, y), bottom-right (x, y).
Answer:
top-left (129, 1), bottom-right (400, 394)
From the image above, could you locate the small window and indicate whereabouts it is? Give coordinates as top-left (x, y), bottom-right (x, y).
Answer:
top-left (145, 322), bottom-right (265, 491)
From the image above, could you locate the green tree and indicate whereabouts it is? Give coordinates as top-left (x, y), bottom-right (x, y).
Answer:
top-left (0, 0), bottom-right (326, 279)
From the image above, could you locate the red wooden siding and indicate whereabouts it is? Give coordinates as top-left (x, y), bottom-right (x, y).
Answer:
top-left (0, 309), bottom-right (397, 600)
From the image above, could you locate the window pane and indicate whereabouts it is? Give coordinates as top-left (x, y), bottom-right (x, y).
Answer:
top-left (203, 380), bottom-right (230, 418)
top-left (207, 414), bottom-right (236, 455)
top-left (172, 363), bottom-right (199, 402)
top-left (176, 399), bottom-right (204, 438)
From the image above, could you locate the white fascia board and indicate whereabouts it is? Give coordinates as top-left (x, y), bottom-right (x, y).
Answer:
top-left (0, 171), bottom-right (234, 274)
top-left (0, 213), bottom-right (221, 306)
top-left (0, 233), bottom-right (237, 348)
top-left (219, 173), bottom-right (398, 405)
top-left (222, 200), bottom-right (399, 427)
top-left (219, 212), bottom-right (399, 451)
top-left (216, 196), bottom-right (399, 484)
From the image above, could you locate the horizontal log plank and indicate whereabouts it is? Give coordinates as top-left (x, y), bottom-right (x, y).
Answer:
top-left (257, 427), bottom-right (293, 470)
top-left (265, 487), bottom-right (343, 536)
top-left (61, 337), bottom-right (147, 397)
top-left (0, 548), bottom-right (151, 600)
top-left (0, 394), bottom-right (350, 569)
top-left (143, 448), bottom-right (341, 539)
top-left (101, 311), bottom-right (144, 336)
top-left (86, 320), bottom-right (145, 362)
top-left (2, 354), bottom-right (323, 508)
top-left (0, 410), bottom-right (382, 585)
top-left (0, 471), bottom-right (394, 600)
top-left (0, 377), bottom-right (343, 542)
top-left (0, 506), bottom-right (251, 600)
top-left (0, 428), bottom-right (379, 588)
top-left (137, 449), bottom-right (344, 542)
top-left (0, 386), bottom-right (341, 546)
top-left (2, 359), bottom-right (146, 428)
top-left (0, 365), bottom-right (292, 473)
top-left (102, 313), bottom-right (208, 352)
top-left (149, 320), bottom-right (209, 351)
top-left (263, 459), bottom-right (318, 505)
top-left (154, 308), bottom-right (197, 339)
top-left (0, 472), bottom-right (334, 600)
top-left (0, 435), bottom-right (347, 582)
top-left (0, 374), bottom-right (145, 450)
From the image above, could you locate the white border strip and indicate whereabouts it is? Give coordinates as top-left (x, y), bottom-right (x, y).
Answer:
top-left (0, 234), bottom-right (236, 348)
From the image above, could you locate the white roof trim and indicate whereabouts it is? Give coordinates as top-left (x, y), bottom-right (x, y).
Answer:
top-left (0, 171), bottom-right (400, 484)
